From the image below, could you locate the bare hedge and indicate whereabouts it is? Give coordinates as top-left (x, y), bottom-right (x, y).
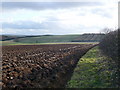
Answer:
top-left (99, 29), bottom-right (119, 62)
top-left (99, 29), bottom-right (120, 87)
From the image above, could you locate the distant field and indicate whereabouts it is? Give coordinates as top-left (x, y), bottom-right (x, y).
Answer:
top-left (1, 34), bottom-right (105, 44)
top-left (0, 40), bottom-right (25, 46)
top-left (1, 40), bottom-right (99, 46)
top-left (13, 35), bottom-right (80, 43)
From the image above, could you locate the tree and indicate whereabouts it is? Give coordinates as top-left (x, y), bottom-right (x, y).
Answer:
top-left (100, 28), bottom-right (112, 34)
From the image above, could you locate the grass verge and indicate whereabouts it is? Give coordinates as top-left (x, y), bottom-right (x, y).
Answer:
top-left (67, 46), bottom-right (114, 88)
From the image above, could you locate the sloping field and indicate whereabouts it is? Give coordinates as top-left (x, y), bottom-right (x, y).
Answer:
top-left (14, 34), bottom-right (104, 43)
top-left (0, 35), bottom-right (25, 41)
top-left (72, 34), bottom-right (105, 42)
top-left (13, 35), bottom-right (80, 43)
top-left (2, 44), bottom-right (97, 88)
top-left (1, 34), bottom-right (104, 43)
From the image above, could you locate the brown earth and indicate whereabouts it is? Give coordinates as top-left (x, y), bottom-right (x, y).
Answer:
top-left (1, 44), bottom-right (97, 88)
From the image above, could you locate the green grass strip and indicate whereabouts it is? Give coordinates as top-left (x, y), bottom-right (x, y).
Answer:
top-left (67, 46), bottom-right (113, 88)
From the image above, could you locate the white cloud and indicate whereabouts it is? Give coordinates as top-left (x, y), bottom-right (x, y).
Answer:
top-left (0, 29), bottom-right (2, 33)
top-left (1, 1), bottom-right (118, 35)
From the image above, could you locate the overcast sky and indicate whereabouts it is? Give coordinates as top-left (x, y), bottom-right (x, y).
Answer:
top-left (1, 0), bottom-right (118, 35)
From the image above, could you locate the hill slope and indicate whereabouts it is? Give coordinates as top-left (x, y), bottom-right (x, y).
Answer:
top-left (1, 33), bottom-right (105, 43)
top-left (0, 35), bottom-right (25, 41)
top-left (71, 34), bottom-right (105, 42)
top-left (13, 35), bottom-right (80, 43)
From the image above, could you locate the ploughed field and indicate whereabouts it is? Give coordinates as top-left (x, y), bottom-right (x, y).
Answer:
top-left (2, 44), bottom-right (96, 88)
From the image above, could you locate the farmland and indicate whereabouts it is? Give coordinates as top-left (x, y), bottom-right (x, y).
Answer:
top-left (1, 44), bottom-right (96, 88)
top-left (1, 40), bottom-right (99, 46)
top-left (1, 1), bottom-right (118, 88)
top-left (0, 34), bottom-right (105, 43)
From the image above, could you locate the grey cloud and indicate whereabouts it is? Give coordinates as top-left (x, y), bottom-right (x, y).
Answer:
top-left (2, 21), bottom-right (46, 29)
top-left (92, 8), bottom-right (112, 18)
top-left (1, 20), bottom-right (103, 35)
top-left (2, 2), bottom-right (103, 10)
top-left (2, 20), bottom-right (68, 35)
top-left (2, 20), bottom-right (60, 29)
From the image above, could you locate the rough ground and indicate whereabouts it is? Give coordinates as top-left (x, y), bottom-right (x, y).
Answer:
top-left (1, 44), bottom-right (97, 88)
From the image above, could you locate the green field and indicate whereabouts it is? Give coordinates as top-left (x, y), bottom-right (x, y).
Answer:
top-left (1, 40), bottom-right (99, 46)
top-left (0, 34), bottom-right (100, 46)
top-left (1, 34), bottom-right (104, 44)
top-left (67, 46), bottom-right (114, 88)
top-left (0, 40), bottom-right (27, 46)
top-left (13, 35), bottom-right (80, 43)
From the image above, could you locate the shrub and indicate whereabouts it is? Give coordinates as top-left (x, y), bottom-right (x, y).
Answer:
top-left (99, 29), bottom-right (120, 87)
top-left (99, 29), bottom-right (119, 62)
